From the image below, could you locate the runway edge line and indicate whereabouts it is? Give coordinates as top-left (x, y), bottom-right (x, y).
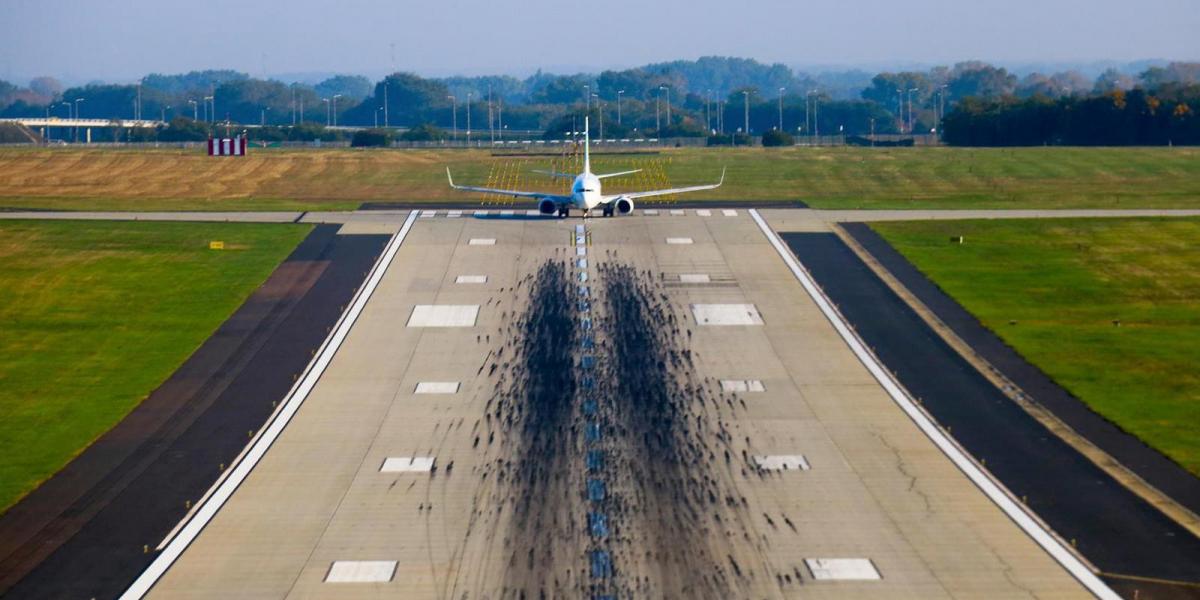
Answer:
top-left (747, 209), bottom-right (1120, 600)
top-left (119, 211), bottom-right (420, 600)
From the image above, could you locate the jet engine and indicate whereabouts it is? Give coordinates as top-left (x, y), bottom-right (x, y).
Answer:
top-left (614, 197), bottom-right (635, 215)
top-left (538, 198), bottom-right (558, 215)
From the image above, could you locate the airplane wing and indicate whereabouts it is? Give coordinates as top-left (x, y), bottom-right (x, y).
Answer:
top-left (447, 168), bottom-right (571, 201)
top-left (602, 167), bottom-right (725, 201)
top-left (595, 169), bottom-right (642, 179)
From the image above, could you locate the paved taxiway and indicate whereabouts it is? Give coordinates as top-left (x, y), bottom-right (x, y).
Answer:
top-left (123, 210), bottom-right (1100, 598)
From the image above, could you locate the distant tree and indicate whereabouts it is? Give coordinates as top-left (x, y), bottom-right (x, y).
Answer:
top-left (351, 128), bottom-right (393, 147)
top-left (399, 123), bottom-right (447, 141)
top-left (761, 129), bottom-right (794, 146)
top-left (28, 76), bottom-right (63, 101)
top-left (1140, 62), bottom-right (1200, 90)
top-left (1093, 68), bottom-right (1135, 94)
top-left (946, 62), bottom-right (1017, 101)
top-left (157, 116), bottom-right (210, 141)
top-left (861, 72), bottom-right (930, 108)
top-left (529, 75), bottom-right (593, 104)
top-left (315, 75), bottom-right (372, 101)
top-left (351, 72), bottom-right (451, 127)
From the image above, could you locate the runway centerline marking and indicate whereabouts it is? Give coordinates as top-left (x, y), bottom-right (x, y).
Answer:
top-left (119, 210), bottom-right (420, 600)
top-left (748, 208), bottom-right (1120, 600)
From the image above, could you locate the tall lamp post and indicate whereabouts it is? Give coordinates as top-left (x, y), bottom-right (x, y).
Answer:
top-left (447, 95), bottom-right (457, 141)
top-left (322, 98), bottom-right (330, 126)
top-left (777, 87), bottom-right (785, 131)
top-left (466, 92), bottom-right (472, 144)
top-left (73, 98), bottom-right (85, 143)
top-left (616, 90), bottom-right (624, 126)
top-left (188, 99), bottom-right (197, 120)
top-left (261, 106), bottom-right (270, 127)
top-left (162, 105), bottom-right (170, 122)
top-left (742, 89), bottom-right (751, 137)
top-left (332, 95), bottom-right (342, 127)
top-left (592, 94), bottom-right (602, 140)
top-left (907, 88), bottom-right (918, 135)
top-left (659, 85), bottom-right (670, 128)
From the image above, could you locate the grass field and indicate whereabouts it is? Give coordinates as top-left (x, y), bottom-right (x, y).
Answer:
top-left (871, 218), bottom-right (1200, 476)
top-left (0, 145), bottom-right (1198, 211)
top-left (0, 220), bottom-right (310, 512)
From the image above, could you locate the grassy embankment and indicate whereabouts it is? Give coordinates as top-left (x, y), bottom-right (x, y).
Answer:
top-left (871, 218), bottom-right (1200, 475)
top-left (0, 145), bottom-right (1197, 211)
top-left (0, 220), bottom-right (310, 512)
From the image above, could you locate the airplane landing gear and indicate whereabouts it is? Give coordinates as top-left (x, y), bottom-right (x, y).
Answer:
top-left (557, 206), bottom-right (570, 218)
top-left (602, 204), bottom-right (614, 217)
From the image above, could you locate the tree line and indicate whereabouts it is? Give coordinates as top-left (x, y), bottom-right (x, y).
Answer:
top-left (2, 58), bottom-right (1198, 145)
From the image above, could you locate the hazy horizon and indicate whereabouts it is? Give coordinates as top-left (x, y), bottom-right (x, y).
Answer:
top-left (2, 0), bottom-right (1197, 85)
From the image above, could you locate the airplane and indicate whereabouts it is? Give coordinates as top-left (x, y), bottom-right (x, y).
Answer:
top-left (446, 117), bottom-right (724, 217)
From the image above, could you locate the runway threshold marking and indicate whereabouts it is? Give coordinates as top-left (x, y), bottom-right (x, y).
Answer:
top-left (119, 209), bottom-right (421, 600)
top-left (748, 209), bottom-right (1120, 600)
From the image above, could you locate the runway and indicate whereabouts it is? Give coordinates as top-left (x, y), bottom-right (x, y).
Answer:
top-left (121, 210), bottom-right (1101, 598)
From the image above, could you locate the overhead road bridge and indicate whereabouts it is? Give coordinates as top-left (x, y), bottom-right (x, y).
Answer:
top-left (0, 117), bottom-right (165, 143)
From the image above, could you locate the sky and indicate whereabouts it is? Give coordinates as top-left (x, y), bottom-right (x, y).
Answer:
top-left (2, 0), bottom-right (1198, 84)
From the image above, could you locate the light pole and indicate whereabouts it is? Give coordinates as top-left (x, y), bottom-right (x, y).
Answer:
top-left (466, 91), bottom-right (472, 144)
top-left (584, 84), bottom-right (590, 114)
top-left (383, 82), bottom-right (389, 128)
top-left (660, 85), bottom-right (670, 128)
top-left (742, 90), bottom-right (751, 136)
top-left (616, 90), bottom-right (624, 126)
top-left (73, 98), bottom-right (84, 143)
top-left (806, 90), bottom-right (817, 142)
top-left (907, 88), bottom-right (918, 135)
top-left (705, 89), bottom-right (712, 132)
top-left (332, 95), bottom-right (341, 127)
top-left (897, 89), bottom-right (904, 133)
top-left (778, 87), bottom-right (785, 131)
top-left (592, 94), bottom-right (603, 140)
top-left (654, 88), bottom-right (661, 131)
top-left (937, 84), bottom-right (948, 142)
top-left (291, 84), bottom-right (296, 125)
top-left (374, 107), bottom-right (380, 128)
top-left (162, 105), bottom-right (170, 122)
top-left (447, 95), bottom-right (457, 141)
top-left (261, 106), bottom-right (269, 127)
top-left (188, 99), bottom-right (197, 120)
top-left (811, 91), bottom-right (819, 140)
top-left (203, 96), bottom-right (213, 122)
top-left (322, 98), bottom-right (330, 126)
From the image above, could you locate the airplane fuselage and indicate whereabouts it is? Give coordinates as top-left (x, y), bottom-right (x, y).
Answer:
top-left (571, 172), bottom-right (604, 212)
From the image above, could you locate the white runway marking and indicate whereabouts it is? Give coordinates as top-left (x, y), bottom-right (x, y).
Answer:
top-left (747, 209), bottom-right (1120, 600)
top-left (754, 455), bottom-right (810, 471)
top-left (722, 209), bottom-right (738, 216)
top-left (419, 210), bottom-right (436, 218)
top-left (474, 210), bottom-right (490, 216)
top-left (804, 558), bottom-right (880, 581)
top-left (696, 209), bottom-right (712, 216)
top-left (666, 237), bottom-right (694, 245)
top-left (324, 561), bottom-right (397, 583)
top-left (469, 238), bottom-right (496, 246)
top-left (679, 273), bottom-right (711, 283)
top-left (407, 305), bottom-right (479, 327)
top-left (119, 210), bottom-right (421, 600)
top-left (720, 379), bottom-right (765, 392)
top-left (414, 381), bottom-right (460, 394)
top-left (691, 303), bottom-right (764, 326)
top-left (380, 457), bottom-right (435, 472)
top-left (455, 275), bottom-right (488, 284)
top-left (446, 210), bottom-right (463, 218)
top-left (643, 209), bottom-right (660, 215)
top-left (669, 209), bottom-right (685, 216)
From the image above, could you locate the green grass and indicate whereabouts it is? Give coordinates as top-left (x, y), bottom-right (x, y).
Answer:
top-left (0, 220), bottom-right (310, 512)
top-left (871, 218), bottom-right (1200, 475)
top-left (1, 145), bottom-right (1198, 211)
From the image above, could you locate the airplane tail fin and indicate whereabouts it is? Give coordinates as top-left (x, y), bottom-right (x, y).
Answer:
top-left (583, 116), bottom-right (591, 175)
